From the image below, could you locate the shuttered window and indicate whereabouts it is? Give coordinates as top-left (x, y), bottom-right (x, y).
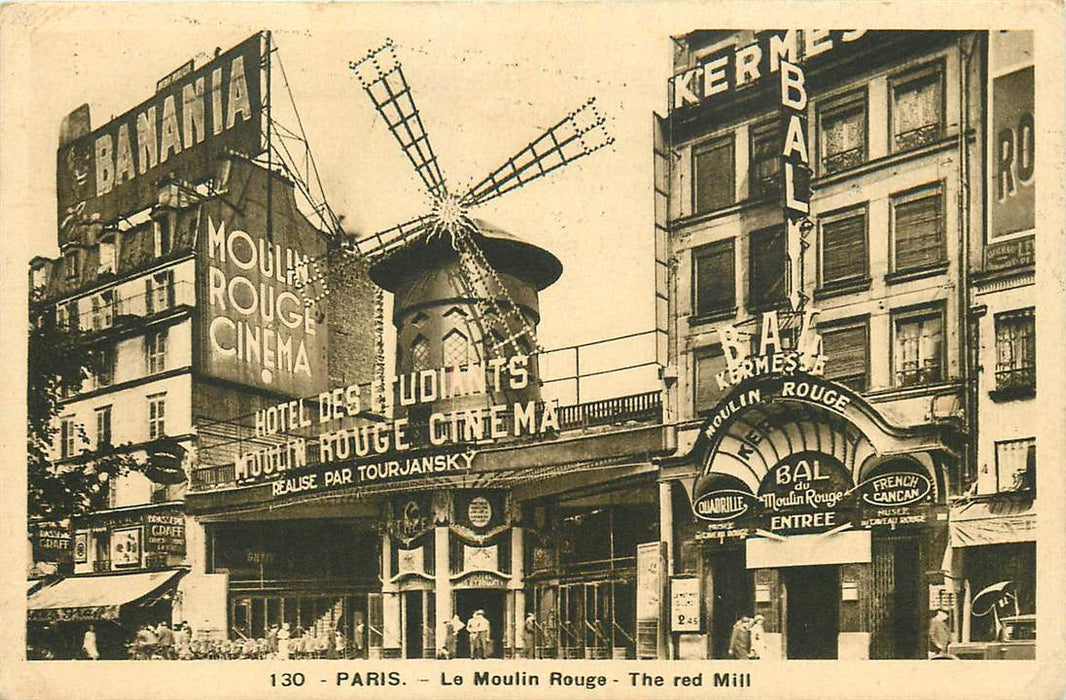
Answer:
top-left (694, 136), bottom-right (735, 213)
top-left (749, 226), bottom-right (787, 310)
top-left (821, 321), bottom-right (869, 391)
top-left (693, 239), bottom-right (736, 316)
top-left (893, 186), bottom-right (944, 272)
top-left (695, 346), bottom-right (728, 414)
top-left (821, 208), bottom-right (868, 285)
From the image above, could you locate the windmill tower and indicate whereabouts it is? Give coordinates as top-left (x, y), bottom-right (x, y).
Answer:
top-left (295, 39), bottom-right (612, 423)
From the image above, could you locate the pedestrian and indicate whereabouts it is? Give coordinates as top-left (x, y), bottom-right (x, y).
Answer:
top-left (278, 622), bottom-right (291, 660)
top-left (467, 610), bottom-right (490, 659)
top-left (523, 612), bottom-right (537, 659)
top-left (749, 615), bottom-right (766, 659)
top-left (334, 628), bottom-right (346, 659)
top-left (267, 624), bottom-right (279, 657)
top-left (82, 624), bottom-right (99, 661)
top-left (353, 615), bottom-right (366, 658)
top-left (156, 620), bottom-right (175, 659)
top-left (728, 616), bottom-right (752, 660)
top-left (928, 607), bottom-right (951, 658)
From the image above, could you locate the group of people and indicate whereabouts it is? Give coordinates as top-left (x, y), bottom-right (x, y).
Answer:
top-left (269, 622), bottom-right (363, 660)
top-left (728, 614), bottom-right (767, 660)
top-left (438, 610), bottom-right (494, 659)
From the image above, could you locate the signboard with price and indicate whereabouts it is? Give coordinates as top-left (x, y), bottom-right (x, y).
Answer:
top-left (671, 577), bottom-right (701, 632)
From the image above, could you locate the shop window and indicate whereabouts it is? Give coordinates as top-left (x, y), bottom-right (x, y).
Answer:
top-left (749, 121), bottom-right (782, 200)
top-left (410, 335), bottom-right (430, 373)
top-left (994, 308), bottom-right (1035, 396)
top-left (821, 320), bottom-right (869, 391)
top-left (146, 329), bottom-right (168, 374)
top-left (892, 305), bottom-right (944, 387)
top-left (995, 437), bottom-right (1035, 493)
top-left (60, 416), bottom-right (77, 458)
top-left (891, 62), bottom-right (944, 152)
top-left (148, 393), bottom-right (167, 440)
top-left (749, 225), bottom-right (787, 311)
top-left (91, 290), bottom-right (115, 331)
top-left (694, 345), bottom-right (728, 414)
top-left (95, 405), bottom-right (112, 449)
top-left (693, 135), bottom-right (735, 214)
top-left (891, 184), bottom-right (945, 274)
top-left (692, 239), bottom-right (736, 318)
top-left (818, 90), bottom-right (866, 174)
top-left (819, 205), bottom-right (868, 289)
top-left (442, 330), bottom-right (471, 368)
top-left (146, 270), bottom-right (174, 314)
top-left (93, 532), bottom-right (111, 573)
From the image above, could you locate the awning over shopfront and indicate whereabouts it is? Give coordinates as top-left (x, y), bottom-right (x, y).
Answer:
top-left (28, 579), bottom-right (49, 596)
top-left (27, 569), bottom-right (184, 623)
top-left (950, 498), bottom-right (1036, 547)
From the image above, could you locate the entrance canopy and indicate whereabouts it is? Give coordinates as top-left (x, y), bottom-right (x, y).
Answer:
top-left (27, 569), bottom-right (184, 623)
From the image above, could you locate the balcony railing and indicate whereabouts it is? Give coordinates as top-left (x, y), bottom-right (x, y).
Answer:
top-left (61, 280), bottom-right (195, 335)
top-left (994, 365), bottom-right (1035, 394)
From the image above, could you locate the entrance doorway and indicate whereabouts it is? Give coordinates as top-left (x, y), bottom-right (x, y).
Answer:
top-left (710, 548), bottom-right (753, 659)
top-left (402, 591), bottom-right (424, 659)
top-left (784, 566), bottom-right (839, 659)
top-left (454, 589), bottom-right (505, 659)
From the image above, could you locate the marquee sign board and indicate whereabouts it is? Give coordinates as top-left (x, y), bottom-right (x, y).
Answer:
top-left (691, 372), bottom-right (940, 538)
top-left (57, 33), bottom-right (264, 243)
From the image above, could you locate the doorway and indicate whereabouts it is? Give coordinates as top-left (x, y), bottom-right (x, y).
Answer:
top-left (784, 566), bottom-right (839, 659)
top-left (454, 589), bottom-right (505, 659)
top-left (710, 549), bottom-right (754, 659)
top-left (402, 591), bottom-right (424, 659)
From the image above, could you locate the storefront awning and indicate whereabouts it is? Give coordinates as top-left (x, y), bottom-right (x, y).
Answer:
top-left (949, 498), bottom-right (1036, 547)
top-left (28, 579), bottom-right (48, 596)
top-left (27, 569), bottom-right (184, 623)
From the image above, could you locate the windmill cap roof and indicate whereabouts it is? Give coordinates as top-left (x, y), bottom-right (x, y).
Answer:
top-left (369, 217), bottom-right (563, 292)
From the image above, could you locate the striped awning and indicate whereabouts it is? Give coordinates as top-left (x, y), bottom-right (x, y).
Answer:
top-left (27, 569), bottom-right (184, 623)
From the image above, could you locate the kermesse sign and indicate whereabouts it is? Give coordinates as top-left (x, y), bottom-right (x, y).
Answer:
top-left (57, 33), bottom-right (264, 239)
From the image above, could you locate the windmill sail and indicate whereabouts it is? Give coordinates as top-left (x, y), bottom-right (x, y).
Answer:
top-left (461, 97), bottom-right (613, 208)
top-left (350, 39), bottom-right (448, 200)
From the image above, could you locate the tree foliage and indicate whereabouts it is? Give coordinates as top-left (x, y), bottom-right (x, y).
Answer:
top-left (27, 293), bottom-right (142, 520)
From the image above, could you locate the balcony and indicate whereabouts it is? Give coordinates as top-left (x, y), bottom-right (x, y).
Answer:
top-left (62, 280), bottom-right (195, 336)
top-left (991, 366), bottom-right (1035, 401)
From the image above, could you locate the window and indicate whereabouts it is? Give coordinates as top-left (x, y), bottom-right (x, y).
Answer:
top-left (94, 532), bottom-right (111, 572)
top-left (91, 290), bottom-right (115, 331)
top-left (56, 302), bottom-right (73, 330)
top-left (893, 306), bottom-right (944, 387)
top-left (148, 393), bottom-right (167, 440)
top-left (821, 320), bottom-right (869, 391)
top-left (151, 481), bottom-right (168, 504)
top-left (995, 437), bottom-right (1035, 493)
top-left (146, 329), bottom-right (168, 374)
top-left (95, 406), bottom-right (112, 449)
top-left (694, 345), bottom-right (728, 414)
top-left (410, 336), bottom-right (430, 373)
top-left (749, 225), bottom-right (787, 310)
top-left (994, 308), bottom-right (1035, 394)
top-left (819, 90), bottom-right (866, 174)
top-left (154, 214), bottom-right (173, 257)
top-left (60, 417), bottom-right (77, 458)
top-left (749, 121), bottom-right (781, 200)
top-left (693, 136), bottom-right (735, 214)
top-left (146, 270), bottom-right (174, 314)
top-left (64, 250), bottom-right (80, 279)
top-left (891, 63), bottom-right (944, 151)
top-left (94, 346), bottom-right (115, 388)
top-left (693, 239), bottom-right (736, 318)
top-left (442, 330), bottom-right (471, 368)
top-left (820, 206), bottom-right (868, 288)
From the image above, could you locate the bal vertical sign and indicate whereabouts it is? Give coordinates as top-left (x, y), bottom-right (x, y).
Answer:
top-left (779, 59), bottom-right (812, 308)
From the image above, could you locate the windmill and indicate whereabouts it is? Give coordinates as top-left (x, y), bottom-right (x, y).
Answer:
top-left (293, 38), bottom-right (614, 362)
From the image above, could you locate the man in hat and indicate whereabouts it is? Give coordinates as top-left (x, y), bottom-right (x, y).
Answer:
top-left (728, 616), bottom-right (752, 660)
top-left (467, 610), bottom-right (490, 659)
top-left (523, 612), bottom-right (537, 659)
top-left (928, 606), bottom-right (951, 658)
